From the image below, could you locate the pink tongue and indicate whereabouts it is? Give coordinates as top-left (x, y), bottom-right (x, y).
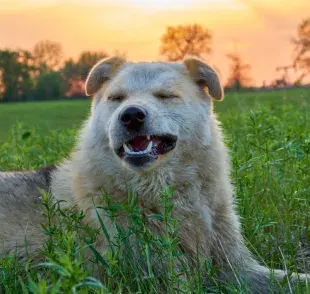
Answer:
top-left (130, 136), bottom-right (149, 151)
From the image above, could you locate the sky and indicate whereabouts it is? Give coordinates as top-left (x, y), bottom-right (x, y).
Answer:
top-left (1, 0), bottom-right (309, 85)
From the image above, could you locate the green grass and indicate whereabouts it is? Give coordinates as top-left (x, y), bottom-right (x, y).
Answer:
top-left (0, 88), bottom-right (309, 293)
top-left (0, 100), bottom-right (91, 143)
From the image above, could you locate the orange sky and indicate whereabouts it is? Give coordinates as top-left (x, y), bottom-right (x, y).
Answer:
top-left (1, 0), bottom-right (309, 85)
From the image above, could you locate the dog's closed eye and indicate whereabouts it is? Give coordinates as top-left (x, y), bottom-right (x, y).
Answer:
top-left (154, 91), bottom-right (179, 100)
top-left (108, 93), bottom-right (126, 102)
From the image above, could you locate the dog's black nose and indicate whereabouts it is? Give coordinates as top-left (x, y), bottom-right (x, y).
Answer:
top-left (119, 106), bottom-right (148, 130)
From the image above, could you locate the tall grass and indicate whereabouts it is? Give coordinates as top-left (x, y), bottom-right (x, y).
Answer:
top-left (0, 91), bottom-right (309, 293)
top-left (0, 188), bottom-right (226, 293)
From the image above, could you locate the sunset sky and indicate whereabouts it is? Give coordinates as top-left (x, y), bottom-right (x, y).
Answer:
top-left (1, 0), bottom-right (309, 85)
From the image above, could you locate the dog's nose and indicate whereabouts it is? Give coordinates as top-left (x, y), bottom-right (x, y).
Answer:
top-left (119, 106), bottom-right (148, 130)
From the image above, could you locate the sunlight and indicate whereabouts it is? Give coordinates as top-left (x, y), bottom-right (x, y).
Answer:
top-left (2, 0), bottom-right (244, 11)
top-left (129, 0), bottom-right (238, 10)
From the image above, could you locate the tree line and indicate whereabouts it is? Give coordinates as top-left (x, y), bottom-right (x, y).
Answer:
top-left (0, 18), bottom-right (309, 102)
top-left (0, 43), bottom-right (111, 102)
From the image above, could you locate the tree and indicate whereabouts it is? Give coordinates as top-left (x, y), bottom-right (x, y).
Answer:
top-left (113, 50), bottom-right (127, 61)
top-left (0, 50), bottom-right (36, 102)
top-left (34, 71), bottom-right (66, 100)
top-left (62, 51), bottom-right (108, 97)
top-left (226, 53), bottom-right (252, 90)
top-left (160, 24), bottom-right (212, 61)
top-left (75, 51), bottom-right (109, 80)
top-left (63, 51), bottom-right (109, 81)
top-left (33, 40), bottom-right (64, 72)
top-left (292, 18), bottom-right (310, 83)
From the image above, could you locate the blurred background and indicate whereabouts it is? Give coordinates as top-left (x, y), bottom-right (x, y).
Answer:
top-left (0, 0), bottom-right (309, 102)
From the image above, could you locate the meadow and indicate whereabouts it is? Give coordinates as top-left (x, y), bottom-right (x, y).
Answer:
top-left (0, 88), bottom-right (309, 293)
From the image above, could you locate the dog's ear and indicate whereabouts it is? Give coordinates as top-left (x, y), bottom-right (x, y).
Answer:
top-left (184, 57), bottom-right (223, 101)
top-left (85, 56), bottom-right (125, 96)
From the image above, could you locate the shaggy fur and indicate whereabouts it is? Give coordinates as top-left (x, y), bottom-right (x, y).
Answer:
top-left (0, 166), bottom-right (55, 255)
top-left (0, 57), bottom-right (308, 293)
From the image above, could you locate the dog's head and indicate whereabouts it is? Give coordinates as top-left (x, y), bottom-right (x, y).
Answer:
top-left (84, 56), bottom-right (223, 173)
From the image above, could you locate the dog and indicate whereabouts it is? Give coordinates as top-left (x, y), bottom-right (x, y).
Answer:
top-left (0, 57), bottom-right (308, 292)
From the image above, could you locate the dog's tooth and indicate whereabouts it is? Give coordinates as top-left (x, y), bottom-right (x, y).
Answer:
top-left (124, 141), bottom-right (152, 155)
top-left (123, 144), bottom-right (131, 153)
top-left (147, 135), bottom-right (150, 140)
top-left (146, 141), bottom-right (153, 153)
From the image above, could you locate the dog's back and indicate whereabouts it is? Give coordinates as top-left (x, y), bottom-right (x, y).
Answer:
top-left (0, 166), bottom-right (55, 256)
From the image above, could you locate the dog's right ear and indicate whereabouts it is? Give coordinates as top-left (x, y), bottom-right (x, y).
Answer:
top-left (184, 57), bottom-right (224, 101)
top-left (85, 56), bottom-right (125, 96)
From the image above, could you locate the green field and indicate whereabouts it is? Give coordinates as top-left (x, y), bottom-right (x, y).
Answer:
top-left (0, 99), bottom-right (91, 143)
top-left (0, 88), bottom-right (308, 143)
top-left (0, 88), bottom-right (309, 292)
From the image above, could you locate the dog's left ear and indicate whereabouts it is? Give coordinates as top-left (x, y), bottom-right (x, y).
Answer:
top-left (184, 57), bottom-right (223, 101)
top-left (85, 56), bottom-right (125, 96)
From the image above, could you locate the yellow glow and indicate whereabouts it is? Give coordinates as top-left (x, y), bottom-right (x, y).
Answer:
top-left (129, 0), bottom-right (237, 9)
top-left (1, 0), bottom-right (310, 85)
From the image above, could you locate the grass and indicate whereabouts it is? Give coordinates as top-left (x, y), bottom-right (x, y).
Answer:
top-left (0, 87), bottom-right (309, 293)
top-left (0, 99), bottom-right (91, 143)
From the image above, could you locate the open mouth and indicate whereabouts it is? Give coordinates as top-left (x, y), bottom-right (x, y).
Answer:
top-left (116, 134), bottom-right (177, 167)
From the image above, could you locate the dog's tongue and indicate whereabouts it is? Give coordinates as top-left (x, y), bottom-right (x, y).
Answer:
top-left (129, 136), bottom-right (150, 151)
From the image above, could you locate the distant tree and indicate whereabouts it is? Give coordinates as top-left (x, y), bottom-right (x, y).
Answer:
top-left (0, 49), bottom-right (36, 102)
top-left (160, 24), bottom-right (212, 61)
top-left (226, 53), bottom-right (252, 90)
top-left (273, 65), bottom-right (294, 87)
top-left (62, 51), bottom-right (108, 97)
top-left (63, 51), bottom-right (109, 81)
top-left (113, 50), bottom-right (127, 61)
top-left (34, 71), bottom-right (66, 100)
top-left (33, 40), bottom-right (64, 72)
top-left (292, 18), bottom-right (310, 83)
top-left (75, 51), bottom-right (109, 80)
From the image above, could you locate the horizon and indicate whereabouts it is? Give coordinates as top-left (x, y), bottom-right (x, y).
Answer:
top-left (1, 0), bottom-right (310, 85)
